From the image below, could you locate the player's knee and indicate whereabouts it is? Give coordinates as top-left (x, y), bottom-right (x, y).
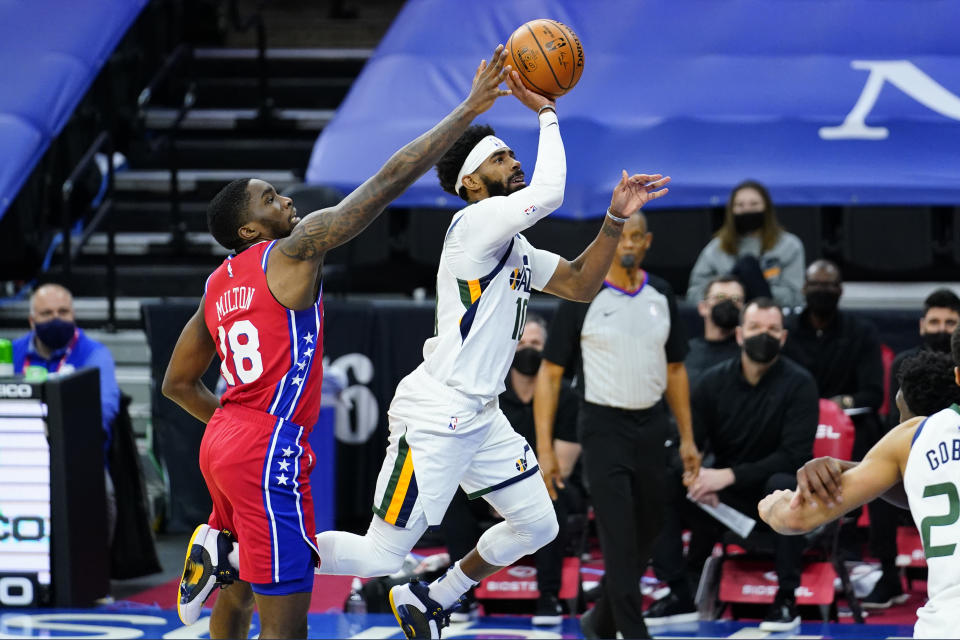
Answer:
top-left (511, 509), bottom-right (558, 555)
top-left (528, 509), bottom-right (560, 549)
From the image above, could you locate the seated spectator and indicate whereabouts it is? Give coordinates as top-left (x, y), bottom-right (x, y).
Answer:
top-left (888, 288), bottom-right (960, 426)
top-left (782, 259), bottom-right (884, 458)
top-left (862, 288), bottom-right (960, 610)
top-left (440, 314), bottom-right (583, 626)
top-left (11, 283), bottom-right (120, 540)
top-left (686, 275), bottom-right (745, 391)
top-left (686, 180), bottom-right (805, 307)
top-left (648, 298), bottom-right (818, 633)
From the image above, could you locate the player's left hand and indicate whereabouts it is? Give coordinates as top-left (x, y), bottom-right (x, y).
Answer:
top-left (608, 171), bottom-right (671, 219)
top-left (679, 438), bottom-right (702, 487)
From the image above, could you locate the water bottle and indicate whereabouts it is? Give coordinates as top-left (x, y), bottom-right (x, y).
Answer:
top-left (345, 577), bottom-right (367, 614)
top-left (0, 338), bottom-right (12, 377)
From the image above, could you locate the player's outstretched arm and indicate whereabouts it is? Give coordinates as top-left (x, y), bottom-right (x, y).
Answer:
top-left (162, 299), bottom-right (220, 424)
top-left (274, 45), bottom-right (513, 262)
top-left (542, 171), bottom-right (669, 302)
top-left (759, 417), bottom-right (920, 534)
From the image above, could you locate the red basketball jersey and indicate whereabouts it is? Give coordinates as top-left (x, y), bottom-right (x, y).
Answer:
top-left (203, 240), bottom-right (324, 429)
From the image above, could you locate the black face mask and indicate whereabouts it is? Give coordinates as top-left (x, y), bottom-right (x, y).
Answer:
top-left (34, 318), bottom-right (76, 351)
top-left (806, 288), bottom-right (841, 315)
top-left (512, 347), bottom-right (543, 376)
top-left (710, 300), bottom-right (741, 330)
top-left (743, 332), bottom-right (781, 364)
top-left (733, 211), bottom-right (764, 235)
top-left (922, 331), bottom-right (953, 353)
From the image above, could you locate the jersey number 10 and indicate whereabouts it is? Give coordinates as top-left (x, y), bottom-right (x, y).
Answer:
top-left (217, 320), bottom-right (264, 385)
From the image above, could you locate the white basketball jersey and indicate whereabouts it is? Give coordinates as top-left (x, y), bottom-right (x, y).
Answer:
top-left (421, 223), bottom-right (558, 402)
top-left (904, 404), bottom-right (960, 638)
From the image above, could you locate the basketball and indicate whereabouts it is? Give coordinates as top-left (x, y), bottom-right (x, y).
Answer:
top-left (506, 19), bottom-right (584, 99)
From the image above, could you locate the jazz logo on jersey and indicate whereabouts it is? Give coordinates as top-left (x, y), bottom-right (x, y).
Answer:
top-left (448, 416), bottom-right (458, 431)
top-left (515, 444), bottom-right (531, 472)
top-left (509, 255), bottom-right (532, 293)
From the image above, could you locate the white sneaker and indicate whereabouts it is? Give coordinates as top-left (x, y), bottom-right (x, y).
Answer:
top-left (177, 524), bottom-right (236, 625)
top-left (389, 579), bottom-right (455, 639)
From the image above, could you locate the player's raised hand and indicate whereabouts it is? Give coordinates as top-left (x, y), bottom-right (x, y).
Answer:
top-left (608, 171), bottom-right (670, 218)
top-left (465, 45), bottom-right (513, 115)
top-left (505, 69), bottom-right (556, 114)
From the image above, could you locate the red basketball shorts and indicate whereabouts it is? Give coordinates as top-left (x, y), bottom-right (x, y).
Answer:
top-left (199, 403), bottom-right (319, 585)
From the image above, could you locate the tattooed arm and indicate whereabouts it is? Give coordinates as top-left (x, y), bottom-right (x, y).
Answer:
top-left (542, 172), bottom-right (670, 302)
top-left (267, 45), bottom-right (512, 308)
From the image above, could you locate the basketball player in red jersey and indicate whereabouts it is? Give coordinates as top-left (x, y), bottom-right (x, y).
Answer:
top-left (161, 45), bottom-right (514, 639)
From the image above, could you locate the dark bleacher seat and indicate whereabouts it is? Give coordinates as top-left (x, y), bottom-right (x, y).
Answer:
top-left (282, 183), bottom-right (390, 267)
top-left (777, 206), bottom-right (822, 262)
top-left (842, 206), bottom-right (934, 272)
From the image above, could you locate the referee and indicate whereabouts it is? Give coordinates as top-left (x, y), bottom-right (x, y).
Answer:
top-left (534, 211), bottom-right (701, 639)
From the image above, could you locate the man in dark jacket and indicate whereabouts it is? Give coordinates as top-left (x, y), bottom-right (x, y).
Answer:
top-left (648, 298), bottom-right (818, 633)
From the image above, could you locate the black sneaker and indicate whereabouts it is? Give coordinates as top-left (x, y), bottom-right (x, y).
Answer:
top-left (644, 592), bottom-right (698, 627)
top-left (532, 593), bottom-right (563, 626)
top-left (862, 574), bottom-right (908, 610)
top-left (759, 591), bottom-right (800, 632)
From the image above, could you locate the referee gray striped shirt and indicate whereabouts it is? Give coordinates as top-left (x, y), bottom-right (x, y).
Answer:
top-left (543, 272), bottom-right (687, 410)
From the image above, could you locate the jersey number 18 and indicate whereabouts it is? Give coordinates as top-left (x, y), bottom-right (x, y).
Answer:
top-left (217, 320), bottom-right (264, 385)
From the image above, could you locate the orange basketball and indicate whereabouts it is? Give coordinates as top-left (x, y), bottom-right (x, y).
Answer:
top-left (506, 19), bottom-right (584, 99)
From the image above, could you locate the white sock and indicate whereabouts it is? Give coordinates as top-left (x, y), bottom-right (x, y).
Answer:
top-left (427, 561), bottom-right (477, 610)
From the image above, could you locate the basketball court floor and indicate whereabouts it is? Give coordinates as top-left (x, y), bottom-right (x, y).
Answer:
top-left (0, 531), bottom-right (919, 638)
top-left (0, 609), bottom-right (917, 638)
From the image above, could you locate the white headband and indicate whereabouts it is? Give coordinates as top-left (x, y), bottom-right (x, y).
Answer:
top-left (455, 135), bottom-right (509, 194)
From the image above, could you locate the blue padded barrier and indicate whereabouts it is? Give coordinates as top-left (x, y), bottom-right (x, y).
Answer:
top-left (306, 0), bottom-right (960, 218)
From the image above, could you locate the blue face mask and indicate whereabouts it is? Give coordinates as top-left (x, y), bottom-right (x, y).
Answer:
top-left (34, 318), bottom-right (76, 351)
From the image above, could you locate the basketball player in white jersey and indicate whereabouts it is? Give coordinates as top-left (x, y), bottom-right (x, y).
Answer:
top-left (759, 335), bottom-right (960, 639)
top-left (316, 69), bottom-right (668, 639)
top-left (195, 67), bottom-right (670, 639)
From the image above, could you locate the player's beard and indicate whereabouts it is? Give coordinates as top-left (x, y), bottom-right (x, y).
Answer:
top-left (483, 172), bottom-right (524, 198)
